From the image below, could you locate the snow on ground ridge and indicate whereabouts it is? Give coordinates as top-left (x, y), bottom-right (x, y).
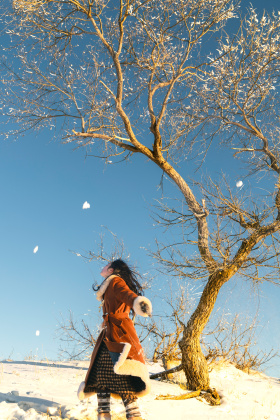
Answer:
top-left (0, 359), bottom-right (279, 420)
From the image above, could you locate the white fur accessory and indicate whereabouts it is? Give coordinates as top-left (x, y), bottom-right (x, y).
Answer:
top-left (133, 296), bottom-right (152, 317)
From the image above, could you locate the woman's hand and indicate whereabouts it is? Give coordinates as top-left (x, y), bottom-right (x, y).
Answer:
top-left (140, 301), bottom-right (152, 316)
top-left (133, 296), bottom-right (152, 317)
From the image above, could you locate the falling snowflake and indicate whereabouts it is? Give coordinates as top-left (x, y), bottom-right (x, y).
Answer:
top-left (33, 246), bottom-right (39, 254)
top-left (236, 180), bottom-right (243, 188)
top-left (82, 201), bottom-right (90, 209)
top-left (36, 330), bottom-right (40, 336)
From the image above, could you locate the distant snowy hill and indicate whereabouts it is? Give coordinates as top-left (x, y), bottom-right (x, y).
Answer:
top-left (0, 359), bottom-right (279, 419)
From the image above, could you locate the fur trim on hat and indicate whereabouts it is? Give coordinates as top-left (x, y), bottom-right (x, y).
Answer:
top-left (133, 296), bottom-right (152, 317)
top-left (96, 275), bottom-right (117, 301)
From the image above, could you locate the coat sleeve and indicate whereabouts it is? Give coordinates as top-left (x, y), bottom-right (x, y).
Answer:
top-left (113, 277), bottom-right (152, 317)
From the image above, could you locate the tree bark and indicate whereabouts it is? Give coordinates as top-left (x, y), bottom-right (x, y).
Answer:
top-left (179, 270), bottom-right (228, 390)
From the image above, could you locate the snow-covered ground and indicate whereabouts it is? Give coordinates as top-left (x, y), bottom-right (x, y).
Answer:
top-left (0, 358), bottom-right (279, 420)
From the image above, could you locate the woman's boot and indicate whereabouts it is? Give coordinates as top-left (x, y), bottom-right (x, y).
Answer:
top-left (97, 413), bottom-right (111, 420)
top-left (128, 417), bottom-right (144, 420)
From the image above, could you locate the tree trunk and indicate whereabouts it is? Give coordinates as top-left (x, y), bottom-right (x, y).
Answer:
top-left (180, 336), bottom-right (210, 390)
top-left (179, 270), bottom-right (228, 390)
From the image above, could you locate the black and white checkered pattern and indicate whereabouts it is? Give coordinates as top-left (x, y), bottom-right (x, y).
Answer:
top-left (84, 341), bottom-right (145, 395)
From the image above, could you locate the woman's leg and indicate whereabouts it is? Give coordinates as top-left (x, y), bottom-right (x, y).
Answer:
top-left (97, 392), bottom-right (111, 419)
top-left (121, 393), bottom-right (142, 419)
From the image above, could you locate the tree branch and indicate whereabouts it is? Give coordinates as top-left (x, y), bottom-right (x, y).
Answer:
top-left (71, 130), bottom-right (141, 153)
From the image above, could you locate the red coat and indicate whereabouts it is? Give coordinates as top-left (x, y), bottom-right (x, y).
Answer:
top-left (78, 275), bottom-right (152, 399)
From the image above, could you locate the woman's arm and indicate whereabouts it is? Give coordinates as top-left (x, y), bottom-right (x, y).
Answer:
top-left (113, 277), bottom-right (152, 317)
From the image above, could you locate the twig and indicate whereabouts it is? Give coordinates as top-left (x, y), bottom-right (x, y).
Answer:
top-left (150, 363), bottom-right (183, 379)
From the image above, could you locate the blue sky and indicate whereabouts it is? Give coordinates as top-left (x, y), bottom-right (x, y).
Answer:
top-left (0, 0), bottom-right (279, 379)
top-left (0, 134), bottom-right (167, 359)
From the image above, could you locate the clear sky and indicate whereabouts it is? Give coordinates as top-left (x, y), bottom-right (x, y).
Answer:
top-left (0, 0), bottom-right (279, 379)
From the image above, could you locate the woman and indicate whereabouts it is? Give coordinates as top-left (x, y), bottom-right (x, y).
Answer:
top-left (78, 259), bottom-right (152, 420)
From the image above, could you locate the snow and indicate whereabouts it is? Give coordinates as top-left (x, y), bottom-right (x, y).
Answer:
top-left (33, 246), bottom-right (38, 254)
top-left (35, 331), bottom-right (40, 337)
top-left (82, 201), bottom-right (90, 210)
top-left (236, 180), bottom-right (243, 188)
top-left (0, 359), bottom-right (279, 420)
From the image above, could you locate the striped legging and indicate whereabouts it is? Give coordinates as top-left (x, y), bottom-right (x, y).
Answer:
top-left (97, 392), bottom-right (142, 418)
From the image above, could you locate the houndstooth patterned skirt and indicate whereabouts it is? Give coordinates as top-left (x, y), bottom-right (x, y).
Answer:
top-left (84, 341), bottom-right (145, 395)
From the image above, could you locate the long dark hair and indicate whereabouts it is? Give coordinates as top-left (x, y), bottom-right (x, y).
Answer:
top-left (109, 259), bottom-right (143, 296)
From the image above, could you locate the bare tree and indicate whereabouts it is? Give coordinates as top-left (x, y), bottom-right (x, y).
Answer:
top-left (57, 310), bottom-right (98, 360)
top-left (202, 312), bottom-right (278, 374)
top-left (1, 0), bottom-right (280, 391)
top-left (135, 281), bottom-right (198, 363)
